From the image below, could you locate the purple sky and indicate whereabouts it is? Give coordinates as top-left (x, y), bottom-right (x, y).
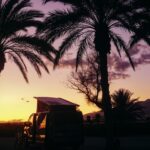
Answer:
top-left (0, 0), bottom-right (150, 121)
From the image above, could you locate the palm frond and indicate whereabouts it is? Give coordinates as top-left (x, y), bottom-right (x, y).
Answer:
top-left (0, 0), bottom-right (52, 83)
top-left (130, 21), bottom-right (150, 47)
top-left (76, 37), bottom-right (88, 70)
top-left (111, 89), bottom-right (140, 114)
top-left (130, 0), bottom-right (150, 9)
top-left (0, 0), bottom-right (18, 22)
top-left (111, 22), bottom-right (133, 34)
top-left (123, 48), bottom-right (135, 70)
top-left (41, 0), bottom-right (149, 74)
top-left (6, 49), bottom-right (28, 71)
top-left (108, 0), bottom-right (147, 20)
top-left (1, 20), bottom-right (42, 38)
top-left (42, 9), bottom-right (82, 28)
top-left (53, 28), bottom-right (83, 68)
top-left (144, 37), bottom-right (150, 45)
top-left (111, 33), bottom-right (135, 70)
top-left (0, 4), bottom-right (44, 37)
top-left (109, 32), bottom-right (121, 57)
top-left (13, 10), bottom-right (44, 21)
top-left (19, 50), bottom-right (49, 74)
top-left (129, 35), bottom-right (140, 48)
top-left (38, 9), bottom-right (86, 42)
top-left (7, 0), bottom-right (31, 19)
top-left (0, 50), bottom-right (6, 72)
top-left (43, 0), bottom-right (82, 7)
top-left (11, 35), bottom-right (56, 61)
top-left (130, 35), bottom-right (150, 48)
top-left (113, 16), bottom-right (135, 33)
top-left (8, 48), bottom-right (49, 78)
top-left (1, 0), bottom-right (41, 26)
top-left (9, 52), bottom-right (29, 82)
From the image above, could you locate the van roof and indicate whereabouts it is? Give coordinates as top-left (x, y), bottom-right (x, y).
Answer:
top-left (34, 97), bottom-right (79, 107)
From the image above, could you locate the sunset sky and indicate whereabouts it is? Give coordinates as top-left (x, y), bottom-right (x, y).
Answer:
top-left (0, 0), bottom-right (150, 121)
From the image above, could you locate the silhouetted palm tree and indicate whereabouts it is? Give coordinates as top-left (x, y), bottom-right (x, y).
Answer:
top-left (39, 0), bottom-right (149, 149)
top-left (112, 89), bottom-right (143, 121)
top-left (0, 0), bottom-right (55, 82)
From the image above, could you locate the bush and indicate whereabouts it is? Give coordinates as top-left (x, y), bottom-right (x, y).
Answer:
top-left (0, 122), bottom-right (24, 137)
top-left (84, 121), bottom-right (150, 137)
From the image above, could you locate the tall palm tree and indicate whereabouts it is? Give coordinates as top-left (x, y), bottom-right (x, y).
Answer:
top-left (111, 89), bottom-right (143, 121)
top-left (0, 0), bottom-right (55, 82)
top-left (39, 0), bottom-right (149, 149)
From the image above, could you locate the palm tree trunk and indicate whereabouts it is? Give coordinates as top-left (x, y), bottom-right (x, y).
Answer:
top-left (98, 52), bottom-right (114, 150)
top-left (94, 23), bottom-right (115, 149)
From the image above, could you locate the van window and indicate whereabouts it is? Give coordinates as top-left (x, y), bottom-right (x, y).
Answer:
top-left (37, 113), bottom-right (46, 135)
top-left (39, 115), bottom-right (46, 129)
top-left (28, 114), bottom-right (34, 125)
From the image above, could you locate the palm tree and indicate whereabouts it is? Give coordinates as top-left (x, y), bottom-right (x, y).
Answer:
top-left (0, 0), bottom-right (55, 82)
top-left (39, 0), bottom-right (149, 149)
top-left (111, 89), bottom-right (143, 122)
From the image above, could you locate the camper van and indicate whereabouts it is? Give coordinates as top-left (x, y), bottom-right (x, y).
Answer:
top-left (15, 97), bottom-right (84, 150)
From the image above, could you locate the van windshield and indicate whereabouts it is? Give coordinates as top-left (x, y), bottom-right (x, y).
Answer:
top-left (36, 113), bottom-right (46, 135)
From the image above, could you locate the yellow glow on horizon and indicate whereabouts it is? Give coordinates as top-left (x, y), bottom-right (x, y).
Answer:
top-left (0, 61), bottom-right (150, 121)
top-left (0, 62), bottom-right (100, 121)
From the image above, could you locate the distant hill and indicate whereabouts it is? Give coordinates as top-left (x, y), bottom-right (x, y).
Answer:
top-left (83, 111), bottom-right (104, 121)
top-left (84, 99), bottom-right (150, 121)
top-left (137, 99), bottom-right (150, 119)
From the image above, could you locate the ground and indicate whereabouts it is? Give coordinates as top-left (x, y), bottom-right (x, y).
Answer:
top-left (0, 136), bottom-right (150, 150)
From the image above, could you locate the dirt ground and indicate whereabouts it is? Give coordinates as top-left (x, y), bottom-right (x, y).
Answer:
top-left (0, 137), bottom-right (16, 150)
top-left (0, 136), bottom-right (150, 150)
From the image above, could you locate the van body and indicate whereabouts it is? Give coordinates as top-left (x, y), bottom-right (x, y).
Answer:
top-left (22, 107), bottom-right (84, 149)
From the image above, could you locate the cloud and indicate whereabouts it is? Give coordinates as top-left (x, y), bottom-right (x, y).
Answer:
top-left (140, 54), bottom-right (150, 64)
top-left (129, 43), bottom-right (150, 56)
top-left (59, 58), bottom-right (76, 68)
top-left (45, 58), bottom-right (78, 69)
top-left (58, 47), bottom-right (150, 80)
top-left (107, 43), bottom-right (150, 80)
top-left (45, 43), bottom-right (150, 80)
top-left (114, 60), bottom-right (130, 72)
top-left (129, 44), bottom-right (141, 56)
top-left (108, 54), bottom-right (130, 72)
top-left (109, 43), bottom-right (150, 73)
top-left (58, 57), bottom-right (89, 68)
top-left (107, 54), bottom-right (131, 80)
top-left (109, 72), bottom-right (130, 80)
top-left (131, 52), bottom-right (150, 68)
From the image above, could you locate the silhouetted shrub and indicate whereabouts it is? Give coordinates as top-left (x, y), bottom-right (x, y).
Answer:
top-left (0, 122), bottom-right (24, 137)
top-left (84, 121), bottom-right (150, 137)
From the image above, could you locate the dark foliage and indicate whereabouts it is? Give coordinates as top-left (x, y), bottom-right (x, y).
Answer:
top-left (84, 121), bottom-right (150, 137)
top-left (112, 89), bottom-right (144, 121)
top-left (0, 0), bottom-right (55, 82)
